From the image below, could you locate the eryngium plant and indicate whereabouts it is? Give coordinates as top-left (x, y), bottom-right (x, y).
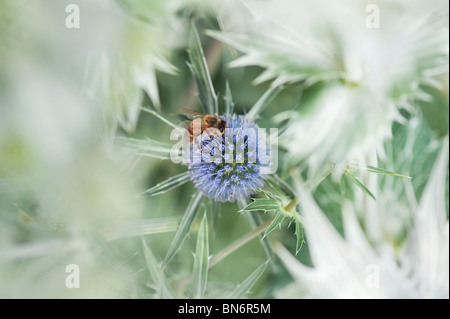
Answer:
top-left (0, 0), bottom-right (447, 300)
top-left (210, 0), bottom-right (449, 175)
top-left (185, 114), bottom-right (269, 202)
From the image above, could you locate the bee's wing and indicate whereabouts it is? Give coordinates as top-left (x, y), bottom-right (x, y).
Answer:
top-left (180, 108), bottom-right (205, 119)
top-left (179, 120), bottom-right (193, 128)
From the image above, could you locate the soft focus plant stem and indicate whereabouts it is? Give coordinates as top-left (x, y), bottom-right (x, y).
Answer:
top-left (209, 218), bottom-right (274, 268)
top-left (176, 217), bottom-right (274, 292)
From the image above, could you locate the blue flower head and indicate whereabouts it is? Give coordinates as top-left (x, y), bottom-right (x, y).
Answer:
top-left (183, 114), bottom-right (269, 202)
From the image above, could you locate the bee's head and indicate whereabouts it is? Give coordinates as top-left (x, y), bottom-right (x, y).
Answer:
top-left (204, 116), bottom-right (218, 127)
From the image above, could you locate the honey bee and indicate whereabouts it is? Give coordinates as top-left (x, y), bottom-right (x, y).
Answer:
top-left (181, 108), bottom-right (227, 150)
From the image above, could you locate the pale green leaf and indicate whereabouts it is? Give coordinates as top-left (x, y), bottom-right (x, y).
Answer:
top-left (206, 25), bottom-right (341, 87)
top-left (140, 107), bottom-right (178, 129)
top-left (104, 217), bottom-right (178, 241)
top-left (366, 166), bottom-right (411, 179)
top-left (339, 175), bottom-right (346, 196)
top-left (141, 239), bottom-right (175, 299)
top-left (264, 211), bottom-right (285, 237)
top-left (227, 261), bottom-right (268, 299)
top-left (164, 191), bottom-right (203, 266)
top-left (267, 174), bottom-right (296, 198)
top-left (193, 213), bottom-right (209, 299)
top-left (345, 172), bottom-right (376, 200)
top-left (246, 81), bottom-right (284, 120)
top-left (224, 81), bottom-right (234, 114)
top-left (240, 198), bottom-right (281, 212)
top-left (117, 136), bottom-right (173, 160)
top-left (259, 189), bottom-right (283, 202)
top-left (305, 163), bottom-right (335, 191)
top-left (294, 217), bottom-right (305, 255)
top-left (141, 172), bottom-right (190, 197)
top-left (188, 25), bottom-right (218, 115)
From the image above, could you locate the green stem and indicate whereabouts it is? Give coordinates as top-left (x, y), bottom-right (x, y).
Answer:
top-left (175, 217), bottom-right (274, 292)
top-left (209, 218), bottom-right (274, 268)
top-left (283, 197), bottom-right (299, 213)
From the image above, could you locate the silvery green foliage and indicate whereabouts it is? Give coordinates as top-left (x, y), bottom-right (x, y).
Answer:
top-left (277, 139), bottom-right (448, 298)
top-left (210, 0), bottom-right (449, 173)
top-left (84, 1), bottom-right (179, 135)
top-left (0, 0), bottom-right (448, 300)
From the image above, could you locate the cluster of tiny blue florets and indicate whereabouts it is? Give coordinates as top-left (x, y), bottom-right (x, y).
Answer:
top-left (184, 114), bottom-right (268, 202)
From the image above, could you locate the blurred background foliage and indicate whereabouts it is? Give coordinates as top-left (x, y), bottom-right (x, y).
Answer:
top-left (0, 0), bottom-right (448, 298)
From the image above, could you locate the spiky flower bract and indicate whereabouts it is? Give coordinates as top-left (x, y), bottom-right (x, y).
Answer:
top-left (184, 114), bottom-right (269, 202)
top-left (209, 0), bottom-right (449, 175)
